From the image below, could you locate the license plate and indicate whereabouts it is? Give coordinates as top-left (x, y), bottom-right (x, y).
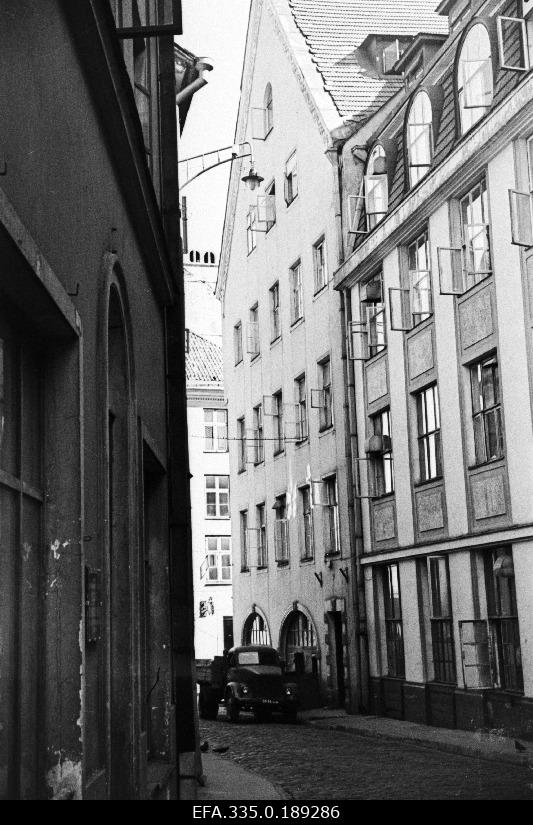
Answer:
top-left (262, 699), bottom-right (278, 705)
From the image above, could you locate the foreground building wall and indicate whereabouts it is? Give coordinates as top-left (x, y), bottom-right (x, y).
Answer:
top-left (335, 0), bottom-right (533, 737)
top-left (0, 0), bottom-right (198, 799)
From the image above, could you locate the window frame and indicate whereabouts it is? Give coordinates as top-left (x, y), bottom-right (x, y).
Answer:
top-left (484, 549), bottom-right (523, 692)
top-left (313, 235), bottom-right (328, 294)
top-left (240, 510), bottom-right (249, 572)
top-left (383, 563), bottom-right (405, 679)
top-left (428, 556), bottom-right (456, 684)
top-left (290, 260), bottom-right (304, 325)
top-left (204, 408), bottom-right (228, 453)
top-left (295, 374), bottom-right (308, 443)
top-left (274, 495), bottom-right (289, 565)
top-left (456, 22), bottom-right (494, 136)
top-left (204, 536), bottom-right (232, 584)
top-left (246, 207), bottom-right (257, 254)
top-left (370, 409), bottom-right (394, 497)
top-left (365, 144), bottom-right (388, 230)
top-left (233, 321), bottom-right (243, 365)
top-left (323, 475), bottom-right (340, 558)
top-left (272, 390), bottom-right (284, 456)
top-left (406, 89), bottom-right (433, 188)
top-left (264, 83), bottom-right (274, 137)
top-left (469, 355), bottom-right (504, 466)
top-left (205, 474), bottom-right (230, 519)
top-left (407, 229), bottom-right (433, 326)
top-left (284, 151), bottom-right (299, 206)
top-left (256, 502), bottom-right (268, 569)
top-left (237, 416), bottom-right (246, 473)
top-left (318, 357), bottom-right (333, 432)
top-left (269, 281), bottom-right (281, 342)
top-left (459, 177), bottom-right (492, 290)
top-left (300, 485), bottom-right (314, 561)
top-left (416, 384), bottom-right (442, 483)
top-left (252, 403), bottom-right (264, 465)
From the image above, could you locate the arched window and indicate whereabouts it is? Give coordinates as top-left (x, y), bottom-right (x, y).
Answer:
top-left (457, 24), bottom-right (493, 134)
top-left (283, 610), bottom-right (318, 674)
top-left (264, 83), bottom-right (273, 136)
top-left (365, 144), bottom-right (388, 230)
top-left (407, 90), bottom-right (433, 187)
top-left (242, 612), bottom-right (271, 646)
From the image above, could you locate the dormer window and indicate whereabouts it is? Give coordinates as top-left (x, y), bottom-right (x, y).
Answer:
top-left (457, 24), bottom-right (493, 135)
top-left (365, 145), bottom-right (388, 230)
top-left (382, 39), bottom-right (404, 74)
top-left (407, 90), bottom-right (433, 187)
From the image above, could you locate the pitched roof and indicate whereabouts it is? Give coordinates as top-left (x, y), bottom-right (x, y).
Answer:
top-left (288, 0), bottom-right (449, 123)
top-left (186, 331), bottom-right (223, 386)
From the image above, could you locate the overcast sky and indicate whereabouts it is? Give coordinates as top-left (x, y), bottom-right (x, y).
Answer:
top-left (177, 0), bottom-right (251, 269)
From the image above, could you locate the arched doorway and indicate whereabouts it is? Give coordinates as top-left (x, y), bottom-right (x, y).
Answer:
top-left (107, 284), bottom-right (134, 799)
top-left (280, 609), bottom-right (321, 708)
top-left (242, 610), bottom-right (271, 646)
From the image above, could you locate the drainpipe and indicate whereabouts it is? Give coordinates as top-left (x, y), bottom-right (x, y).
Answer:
top-left (175, 57), bottom-right (214, 105)
top-left (329, 141), bottom-right (370, 713)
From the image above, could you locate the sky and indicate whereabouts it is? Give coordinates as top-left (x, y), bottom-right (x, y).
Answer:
top-left (176, 0), bottom-right (251, 271)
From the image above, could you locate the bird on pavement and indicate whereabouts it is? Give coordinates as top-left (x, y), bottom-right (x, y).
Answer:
top-left (200, 740), bottom-right (209, 752)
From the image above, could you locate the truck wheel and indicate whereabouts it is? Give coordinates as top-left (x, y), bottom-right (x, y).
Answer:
top-left (254, 707), bottom-right (272, 723)
top-left (226, 694), bottom-right (240, 723)
top-left (283, 709), bottom-right (298, 724)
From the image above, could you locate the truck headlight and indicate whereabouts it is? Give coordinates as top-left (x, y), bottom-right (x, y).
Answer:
top-left (240, 683), bottom-right (249, 695)
top-left (285, 686), bottom-right (292, 696)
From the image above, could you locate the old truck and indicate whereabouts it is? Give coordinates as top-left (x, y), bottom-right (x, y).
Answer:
top-left (196, 645), bottom-right (299, 723)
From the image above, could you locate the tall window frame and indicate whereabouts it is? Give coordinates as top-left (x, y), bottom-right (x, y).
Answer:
top-left (290, 260), bottom-right (304, 325)
top-left (269, 281), bottom-right (280, 342)
top-left (428, 556), bottom-right (456, 684)
top-left (272, 390), bottom-right (284, 456)
top-left (204, 536), bottom-right (232, 584)
top-left (407, 90), bottom-right (433, 187)
top-left (240, 510), bottom-right (249, 572)
top-left (460, 178), bottom-right (492, 290)
top-left (484, 549), bottom-right (523, 692)
top-left (408, 230), bottom-right (433, 325)
top-left (416, 384), bottom-right (442, 482)
top-left (273, 495), bottom-right (289, 565)
top-left (365, 144), bottom-right (388, 230)
top-left (300, 486), bottom-right (314, 561)
top-left (237, 416), bottom-right (246, 473)
top-left (284, 152), bottom-right (298, 206)
top-left (313, 236), bottom-right (327, 294)
top-left (204, 408), bottom-right (228, 453)
top-left (383, 563), bottom-right (405, 679)
top-left (318, 357), bottom-right (333, 432)
top-left (470, 355), bottom-right (504, 465)
top-left (233, 321), bottom-right (243, 365)
top-left (264, 82), bottom-right (274, 137)
top-left (256, 503), bottom-right (268, 569)
top-left (457, 23), bottom-right (494, 135)
top-left (371, 409), bottom-right (394, 497)
top-left (247, 207), bottom-right (257, 254)
top-left (323, 476), bottom-right (340, 558)
top-left (205, 475), bottom-right (230, 519)
top-left (252, 403), bottom-right (264, 465)
top-left (295, 374), bottom-right (308, 442)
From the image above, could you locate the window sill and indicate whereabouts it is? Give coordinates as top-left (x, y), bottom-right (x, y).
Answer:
top-left (270, 335), bottom-right (281, 348)
top-left (265, 223), bottom-right (276, 234)
top-left (253, 461), bottom-right (265, 468)
top-left (300, 556), bottom-right (314, 564)
top-left (324, 551), bottom-right (340, 560)
top-left (257, 565), bottom-right (268, 572)
top-left (276, 560), bottom-right (289, 568)
top-left (365, 347), bottom-right (388, 365)
top-left (240, 567), bottom-right (250, 574)
top-left (234, 359), bottom-right (243, 367)
top-left (204, 582), bottom-right (232, 587)
top-left (290, 317), bottom-right (304, 331)
top-left (250, 353), bottom-right (261, 364)
top-left (318, 425), bottom-right (334, 437)
top-left (205, 516), bottom-right (231, 521)
top-left (285, 194), bottom-right (299, 209)
top-left (238, 468), bottom-right (246, 475)
top-left (413, 476), bottom-right (443, 489)
top-left (370, 492), bottom-right (395, 503)
top-left (273, 448), bottom-right (285, 459)
top-left (204, 449), bottom-right (229, 455)
top-left (294, 438), bottom-right (309, 449)
top-left (467, 457), bottom-right (505, 472)
top-left (313, 283), bottom-right (328, 300)
top-left (458, 272), bottom-right (492, 298)
top-left (247, 247), bottom-right (257, 258)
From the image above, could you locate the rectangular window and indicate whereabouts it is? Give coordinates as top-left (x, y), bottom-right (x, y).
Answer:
top-left (204, 536), bottom-right (232, 583)
top-left (428, 556), bottom-right (456, 683)
top-left (257, 503), bottom-right (268, 568)
top-left (364, 273), bottom-right (387, 357)
top-left (247, 208), bottom-right (257, 254)
top-left (383, 564), bottom-right (405, 678)
top-left (270, 282), bottom-right (280, 342)
top-left (470, 356), bottom-right (504, 465)
top-left (234, 321), bottom-right (243, 365)
top-left (408, 230), bottom-right (432, 325)
top-left (290, 261), bottom-right (303, 324)
top-left (114, 0), bottom-right (182, 36)
top-left (205, 475), bottom-right (230, 519)
top-left (300, 486), bottom-right (314, 560)
top-left (318, 357), bottom-right (333, 432)
top-left (371, 409), bottom-right (394, 496)
top-left (204, 409), bottom-right (228, 452)
top-left (460, 179), bottom-right (492, 290)
top-left (497, 16), bottom-right (528, 72)
top-left (273, 390), bottom-right (284, 455)
top-left (252, 404), bottom-right (264, 465)
top-left (237, 416), bottom-right (246, 472)
top-left (247, 303), bottom-right (260, 358)
top-left (416, 385), bottom-right (441, 482)
top-left (284, 152), bottom-right (298, 205)
top-left (274, 495), bottom-right (289, 565)
top-left (365, 175), bottom-right (388, 230)
top-left (295, 375), bottom-right (308, 442)
top-left (240, 511), bottom-right (249, 572)
top-left (323, 476), bottom-right (340, 557)
top-left (313, 236), bottom-right (327, 293)
top-left (485, 549), bottom-right (523, 692)
top-left (260, 180), bottom-right (276, 231)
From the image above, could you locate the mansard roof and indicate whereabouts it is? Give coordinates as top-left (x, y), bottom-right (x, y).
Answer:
top-left (288, 0), bottom-right (448, 123)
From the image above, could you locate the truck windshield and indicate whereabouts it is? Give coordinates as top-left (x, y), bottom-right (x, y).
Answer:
top-left (237, 650), bottom-right (280, 666)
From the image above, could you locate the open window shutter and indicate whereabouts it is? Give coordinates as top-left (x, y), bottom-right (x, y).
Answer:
top-left (310, 389), bottom-right (325, 409)
top-left (251, 108), bottom-right (267, 140)
top-left (257, 194), bottom-right (276, 224)
top-left (348, 176), bottom-right (366, 235)
top-left (200, 556), bottom-right (208, 579)
top-left (262, 395), bottom-right (278, 416)
top-left (509, 190), bottom-right (533, 246)
top-left (497, 17), bottom-right (528, 71)
top-left (348, 321), bottom-right (369, 361)
top-left (459, 620), bottom-right (493, 689)
top-left (388, 288), bottom-right (412, 332)
top-left (311, 480), bottom-right (329, 506)
top-left (437, 247), bottom-right (465, 295)
top-left (115, 0), bottom-right (182, 37)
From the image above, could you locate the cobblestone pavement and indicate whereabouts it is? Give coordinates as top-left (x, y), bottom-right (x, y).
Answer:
top-left (199, 711), bottom-right (533, 800)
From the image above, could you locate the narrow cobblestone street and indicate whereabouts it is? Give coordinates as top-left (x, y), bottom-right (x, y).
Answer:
top-left (199, 712), bottom-right (533, 800)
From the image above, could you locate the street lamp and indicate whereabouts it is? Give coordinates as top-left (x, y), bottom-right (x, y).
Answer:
top-left (179, 141), bottom-right (263, 191)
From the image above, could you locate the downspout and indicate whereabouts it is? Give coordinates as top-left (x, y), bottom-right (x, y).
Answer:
top-left (330, 141), bottom-right (370, 713)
